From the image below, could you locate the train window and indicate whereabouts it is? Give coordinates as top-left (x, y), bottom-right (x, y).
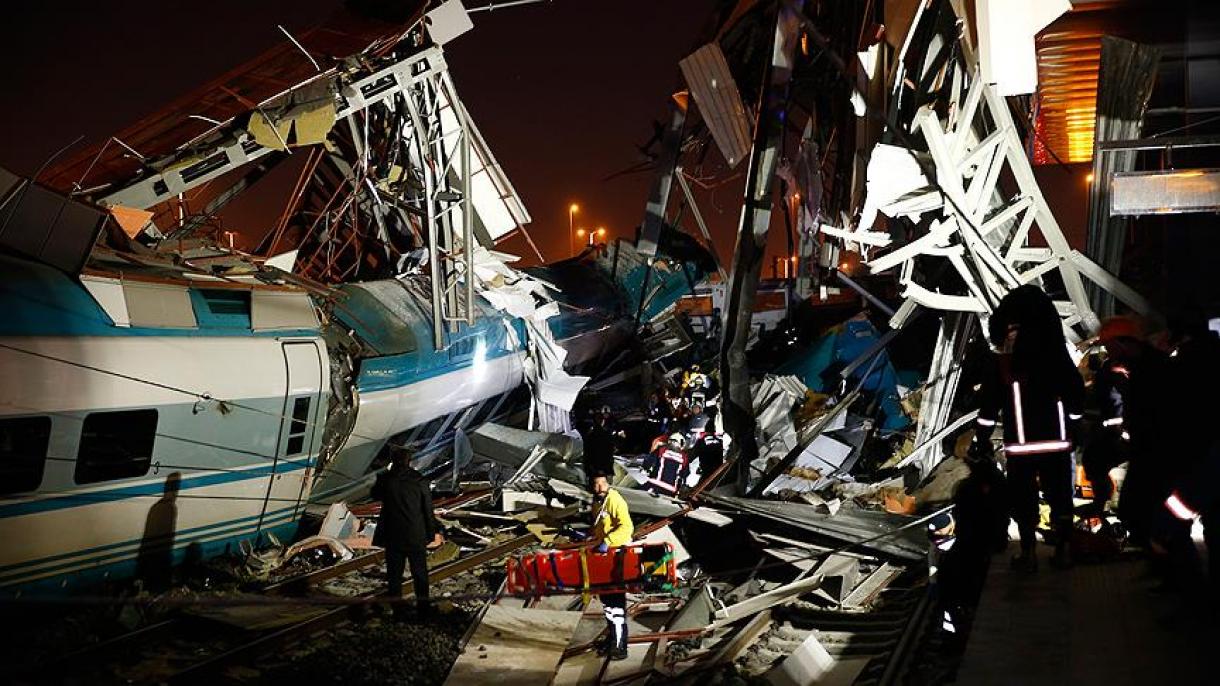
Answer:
top-left (0, 416), bottom-right (51, 494)
top-left (75, 409), bottom-right (158, 484)
top-left (285, 397), bottom-right (311, 455)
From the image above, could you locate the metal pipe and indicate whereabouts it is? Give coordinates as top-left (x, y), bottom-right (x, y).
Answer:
top-left (833, 269), bottom-right (896, 317)
top-left (462, 100), bottom-right (475, 324)
top-left (1096, 133), bottom-right (1220, 152)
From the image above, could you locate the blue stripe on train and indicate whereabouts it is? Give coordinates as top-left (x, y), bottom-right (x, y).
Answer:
top-left (4, 518), bottom-right (302, 596)
top-left (0, 505), bottom-right (298, 575)
top-left (0, 507), bottom-right (299, 586)
top-left (0, 460), bottom-right (311, 519)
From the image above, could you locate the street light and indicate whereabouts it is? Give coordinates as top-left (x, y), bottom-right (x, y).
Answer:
top-left (568, 203), bottom-right (580, 256)
top-left (594, 227), bottom-right (606, 245)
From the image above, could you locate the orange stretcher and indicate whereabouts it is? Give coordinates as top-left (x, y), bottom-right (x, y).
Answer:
top-left (505, 543), bottom-right (678, 597)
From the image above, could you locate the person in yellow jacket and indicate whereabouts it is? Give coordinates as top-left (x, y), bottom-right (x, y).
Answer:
top-left (590, 475), bottom-right (633, 660)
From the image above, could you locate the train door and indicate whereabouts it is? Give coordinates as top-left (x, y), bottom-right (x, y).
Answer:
top-left (257, 341), bottom-right (324, 535)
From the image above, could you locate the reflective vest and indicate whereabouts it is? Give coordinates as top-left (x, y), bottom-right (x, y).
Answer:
top-left (646, 448), bottom-right (687, 493)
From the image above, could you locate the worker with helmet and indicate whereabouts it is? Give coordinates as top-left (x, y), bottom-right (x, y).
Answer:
top-left (972, 286), bottom-right (1084, 571)
top-left (588, 475), bottom-right (634, 660)
top-left (643, 433), bottom-right (691, 495)
top-left (682, 364), bottom-right (708, 405)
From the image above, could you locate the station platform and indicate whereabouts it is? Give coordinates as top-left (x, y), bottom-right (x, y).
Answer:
top-left (956, 543), bottom-right (1216, 685)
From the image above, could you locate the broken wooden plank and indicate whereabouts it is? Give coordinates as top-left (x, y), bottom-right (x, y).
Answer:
top-left (842, 563), bottom-right (903, 610)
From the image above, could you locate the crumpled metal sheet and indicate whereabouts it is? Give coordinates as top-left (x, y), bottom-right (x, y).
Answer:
top-left (705, 495), bottom-right (928, 561)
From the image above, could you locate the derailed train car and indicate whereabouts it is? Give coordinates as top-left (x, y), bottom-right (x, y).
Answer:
top-left (0, 232), bottom-right (710, 594)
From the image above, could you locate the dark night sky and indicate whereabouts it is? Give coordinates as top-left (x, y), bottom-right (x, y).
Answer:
top-left (0, 0), bottom-right (764, 267)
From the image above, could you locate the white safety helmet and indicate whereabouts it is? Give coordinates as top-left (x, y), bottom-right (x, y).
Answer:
top-left (668, 433), bottom-right (687, 449)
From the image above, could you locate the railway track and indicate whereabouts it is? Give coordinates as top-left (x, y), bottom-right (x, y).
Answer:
top-left (39, 534), bottom-right (534, 684)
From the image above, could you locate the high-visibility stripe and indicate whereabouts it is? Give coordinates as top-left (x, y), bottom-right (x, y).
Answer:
top-left (646, 477), bottom-right (678, 493)
top-left (1069, 413), bottom-right (1083, 420)
top-left (1011, 382), bottom-right (1026, 444)
top-left (1165, 492), bottom-right (1198, 521)
top-left (1103, 417), bottom-right (1124, 427)
top-left (1005, 440), bottom-right (1072, 455)
top-left (1056, 401), bottom-right (1066, 440)
top-left (976, 417), bottom-right (997, 427)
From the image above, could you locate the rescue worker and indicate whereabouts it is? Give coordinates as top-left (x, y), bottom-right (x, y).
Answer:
top-left (1149, 316), bottom-right (1220, 588)
top-left (643, 433), bottom-right (691, 495)
top-left (1163, 440), bottom-right (1220, 593)
top-left (646, 391), bottom-right (671, 434)
top-left (581, 406), bottom-right (617, 487)
top-left (1099, 321), bottom-right (1171, 547)
top-left (972, 286), bottom-right (1084, 571)
top-left (941, 433), bottom-right (1009, 638)
top-left (589, 475), bottom-right (634, 660)
top-left (693, 429), bottom-right (725, 485)
top-left (372, 451), bottom-right (445, 618)
top-left (682, 364), bottom-right (708, 405)
top-left (686, 403), bottom-right (710, 440)
top-left (1080, 317), bottom-right (1145, 514)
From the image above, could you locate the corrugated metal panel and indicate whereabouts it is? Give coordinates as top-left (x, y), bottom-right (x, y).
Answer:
top-left (680, 44), bottom-right (752, 168)
top-left (1110, 168), bottom-right (1220, 215)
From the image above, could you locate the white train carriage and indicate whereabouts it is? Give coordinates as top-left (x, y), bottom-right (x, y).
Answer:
top-left (0, 255), bottom-right (328, 593)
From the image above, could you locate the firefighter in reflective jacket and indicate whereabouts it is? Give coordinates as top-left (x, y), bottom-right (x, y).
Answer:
top-left (973, 286), bottom-right (1084, 572)
top-left (589, 476), bottom-right (634, 660)
top-left (1081, 317), bottom-right (1146, 514)
top-left (643, 433), bottom-right (691, 495)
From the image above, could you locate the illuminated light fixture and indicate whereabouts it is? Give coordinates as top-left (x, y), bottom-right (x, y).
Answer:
top-left (1085, 173), bottom-right (1094, 184)
top-left (1065, 105), bottom-right (1095, 163)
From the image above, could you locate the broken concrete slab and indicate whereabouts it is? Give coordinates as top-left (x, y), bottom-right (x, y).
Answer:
top-left (765, 632), bottom-right (872, 686)
top-left (444, 606), bottom-right (582, 686)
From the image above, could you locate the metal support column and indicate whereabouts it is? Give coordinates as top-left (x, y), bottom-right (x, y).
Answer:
top-left (718, 1), bottom-right (805, 493)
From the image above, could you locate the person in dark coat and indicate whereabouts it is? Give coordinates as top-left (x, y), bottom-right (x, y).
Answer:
top-left (693, 430), bottom-right (725, 485)
top-left (372, 452), bottom-right (444, 617)
top-left (580, 406), bottom-right (618, 486)
top-left (972, 286), bottom-right (1085, 571)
